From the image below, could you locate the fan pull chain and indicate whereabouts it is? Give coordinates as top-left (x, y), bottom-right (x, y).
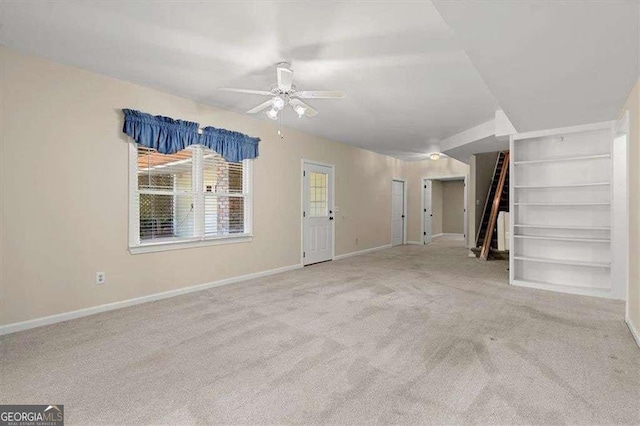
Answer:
top-left (277, 112), bottom-right (284, 139)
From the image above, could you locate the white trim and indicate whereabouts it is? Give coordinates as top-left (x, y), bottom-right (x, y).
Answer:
top-left (421, 175), bottom-right (468, 247)
top-left (509, 136), bottom-right (515, 285)
top-left (626, 319), bottom-right (640, 349)
top-left (512, 279), bottom-right (615, 299)
top-left (431, 233), bottom-right (444, 238)
top-left (406, 241), bottom-right (422, 245)
top-left (0, 264), bottom-right (302, 336)
top-left (129, 144), bottom-right (254, 252)
top-left (391, 178), bottom-right (408, 246)
top-left (128, 142), bottom-right (139, 249)
top-left (612, 120), bottom-right (629, 302)
top-left (421, 179), bottom-right (432, 245)
top-left (512, 120), bottom-right (615, 141)
top-left (129, 235), bottom-right (253, 254)
top-left (614, 111), bottom-right (630, 316)
top-left (421, 179), bottom-right (426, 244)
top-left (333, 244), bottom-right (392, 260)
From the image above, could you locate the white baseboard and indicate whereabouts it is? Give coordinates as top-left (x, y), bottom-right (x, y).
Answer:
top-left (0, 264), bottom-right (302, 336)
top-left (334, 244), bottom-right (392, 260)
top-left (431, 233), bottom-right (444, 238)
top-left (627, 318), bottom-right (640, 349)
top-left (406, 241), bottom-right (423, 245)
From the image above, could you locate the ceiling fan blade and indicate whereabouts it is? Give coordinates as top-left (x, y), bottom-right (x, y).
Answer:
top-left (289, 99), bottom-right (318, 117)
top-left (277, 63), bottom-right (293, 91)
top-left (296, 91), bottom-right (345, 99)
top-left (246, 100), bottom-right (273, 114)
top-left (218, 88), bottom-right (273, 96)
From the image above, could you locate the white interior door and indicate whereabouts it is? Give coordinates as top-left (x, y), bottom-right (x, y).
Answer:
top-left (423, 180), bottom-right (432, 244)
top-left (303, 162), bottom-right (334, 265)
top-left (392, 180), bottom-right (405, 246)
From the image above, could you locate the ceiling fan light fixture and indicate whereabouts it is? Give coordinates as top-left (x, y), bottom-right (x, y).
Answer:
top-left (272, 96), bottom-right (285, 111)
top-left (429, 152), bottom-right (441, 161)
top-left (266, 108), bottom-right (278, 120)
top-left (294, 104), bottom-right (307, 118)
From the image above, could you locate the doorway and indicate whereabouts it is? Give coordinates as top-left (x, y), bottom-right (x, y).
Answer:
top-left (422, 176), bottom-right (467, 245)
top-left (302, 160), bottom-right (335, 265)
top-left (392, 179), bottom-right (407, 246)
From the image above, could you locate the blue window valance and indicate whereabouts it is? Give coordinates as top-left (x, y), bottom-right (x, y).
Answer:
top-left (122, 109), bottom-right (260, 162)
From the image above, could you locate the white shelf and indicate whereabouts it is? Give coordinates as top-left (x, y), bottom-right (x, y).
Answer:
top-left (512, 279), bottom-right (614, 299)
top-left (514, 182), bottom-right (610, 189)
top-left (514, 235), bottom-right (611, 243)
top-left (514, 154), bottom-right (610, 165)
top-left (514, 202), bottom-right (610, 206)
top-left (513, 255), bottom-right (610, 268)
top-left (514, 224), bottom-right (611, 231)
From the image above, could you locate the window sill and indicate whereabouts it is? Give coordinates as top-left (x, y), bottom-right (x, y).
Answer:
top-left (129, 234), bottom-right (253, 254)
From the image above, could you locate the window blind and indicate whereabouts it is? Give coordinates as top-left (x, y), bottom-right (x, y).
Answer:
top-left (133, 145), bottom-right (251, 246)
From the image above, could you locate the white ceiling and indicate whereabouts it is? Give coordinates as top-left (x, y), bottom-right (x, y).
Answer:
top-left (0, 0), bottom-right (499, 157)
top-left (433, 0), bottom-right (640, 132)
top-left (1, 2), bottom-right (637, 157)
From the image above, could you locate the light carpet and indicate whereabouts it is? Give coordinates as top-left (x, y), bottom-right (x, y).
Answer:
top-left (1, 238), bottom-right (639, 424)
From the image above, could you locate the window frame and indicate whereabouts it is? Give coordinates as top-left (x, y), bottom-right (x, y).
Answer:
top-left (128, 143), bottom-right (253, 254)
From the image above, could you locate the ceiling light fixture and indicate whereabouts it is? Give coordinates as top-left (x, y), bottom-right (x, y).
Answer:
top-left (272, 96), bottom-right (285, 111)
top-left (293, 104), bottom-right (307, 118)
top-left (266, 108), bottom-right (278, 120)
top-left (429, 152), bottom-right (441, 161)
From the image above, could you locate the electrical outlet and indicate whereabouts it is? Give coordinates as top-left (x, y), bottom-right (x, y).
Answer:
top-left (96, 272), bottom-right (106, 285)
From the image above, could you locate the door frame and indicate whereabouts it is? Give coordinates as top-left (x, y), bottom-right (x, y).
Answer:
top-left (391, 178), bottom-right (408, 246)
top-left (421, 175), bottom-right (468, 245)
top-left (301, 159), bottom-right (336, 266)
top-left (422, 180), bottom-right (433, 244)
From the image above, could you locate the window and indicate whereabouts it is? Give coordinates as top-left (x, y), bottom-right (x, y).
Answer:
top-left (308, 171), bottom-right (328, 217)
top-left (130, 144), bottom-right (252, 253)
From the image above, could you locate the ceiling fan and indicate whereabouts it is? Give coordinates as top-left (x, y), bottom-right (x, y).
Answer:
top-left (219, 62), bottom-right (345, 120)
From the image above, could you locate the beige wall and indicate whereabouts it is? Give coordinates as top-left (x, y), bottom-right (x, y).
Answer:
top-left (442, 180), bottom-right (464, 234)
top-left (431, 181), bottom-right (443, 235)
top-left (620, 78), bottom-right (640, 337)
top-left (0, 47), bottom-right (470, 326)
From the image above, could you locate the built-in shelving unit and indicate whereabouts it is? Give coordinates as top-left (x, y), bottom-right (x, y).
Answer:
top-left (510, 122), bottom-right (615, 298)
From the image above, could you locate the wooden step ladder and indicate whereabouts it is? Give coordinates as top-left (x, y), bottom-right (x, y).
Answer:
top-left (475, 151), bottom-right (510, 260)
